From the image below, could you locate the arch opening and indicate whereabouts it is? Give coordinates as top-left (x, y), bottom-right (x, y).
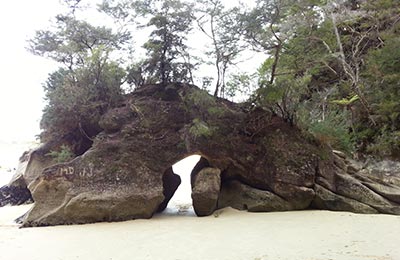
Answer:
top-left (160, 155), bottom-right (201, 216)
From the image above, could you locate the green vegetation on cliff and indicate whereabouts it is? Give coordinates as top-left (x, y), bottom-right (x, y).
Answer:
top-left (31, 0), bottom-right (400, 159)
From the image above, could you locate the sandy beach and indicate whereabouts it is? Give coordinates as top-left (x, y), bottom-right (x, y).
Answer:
top-left (1, 152), bottom-right (399, 260)
top-left (0, 204), bottom-right (399, 260)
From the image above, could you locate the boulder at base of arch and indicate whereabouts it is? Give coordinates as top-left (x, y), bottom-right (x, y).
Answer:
top-left (192, 167), bottom-right (221, 216)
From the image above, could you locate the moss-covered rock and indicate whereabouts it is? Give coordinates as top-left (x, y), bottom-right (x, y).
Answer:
top-left (13, 83), bottom-right (400, 227)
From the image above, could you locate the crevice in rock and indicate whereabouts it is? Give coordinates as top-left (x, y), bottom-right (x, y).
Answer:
top-left (362, 181), bottom-right (400, 204)
top-left (190, 156), bottom-right (210, 187)
top-left (217, 179), bottom-right (295, 212)
top-left (157, 167), bottom-right (181, 212)
top-left (310, 184), bottom-right (379, 213)
top-left (158, 155), bottom-right (202, 214)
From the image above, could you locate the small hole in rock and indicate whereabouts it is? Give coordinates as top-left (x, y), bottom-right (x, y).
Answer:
top-left (163, 155), bottom-right (201, 216)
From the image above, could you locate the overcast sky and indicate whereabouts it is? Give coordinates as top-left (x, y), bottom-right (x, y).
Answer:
top-left (0, 0), bottom-right (261, 145)
top-left (0, 1), bottom-right (62, 143)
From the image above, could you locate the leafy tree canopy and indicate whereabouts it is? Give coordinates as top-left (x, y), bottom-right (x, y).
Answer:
top-left (31, 0), bottom-right (400, 159)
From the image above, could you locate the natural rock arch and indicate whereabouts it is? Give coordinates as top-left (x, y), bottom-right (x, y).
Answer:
top-left (1, 83), bottom-right (399, 227)
top-left (157, 154), bottom-right (220, 216)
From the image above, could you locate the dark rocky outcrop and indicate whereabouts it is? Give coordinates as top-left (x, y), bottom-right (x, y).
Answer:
top-left (313, 151), bottom-right (400, 215)
top-left (0, 144), bottom-right (60, 207)
top-left (1, 83), bottom-right (397, 227)
top-left (0, 178), bottom-right (33, 207)
top-left (0, 152), bottom-right (33, 207)
top-left (158, 167), bottom-right (181, 212)
top-left (192, 167), bottom-right (221, 216)
top-left (218, 180), bottom-right (306, 212)
top-left (0, 130), bottom-right (95, 208)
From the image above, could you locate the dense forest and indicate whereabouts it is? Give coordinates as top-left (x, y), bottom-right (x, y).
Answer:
top-left (30, 0), bottom-right (400, 160)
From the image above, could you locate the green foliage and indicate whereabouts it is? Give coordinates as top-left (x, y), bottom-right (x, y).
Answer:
top-left (367, 129), bottom-right (400, 158)
top-left (256, 72), bottom-right (311, 124)
top-left (47, 145), bottom-right (75, 163)
top-left (184, 88), bottom-right (227, 120)
top-left (307, 110), bottom-right (354, 153)
top-left (257, 84), bottom-right (284, 104)
top-left (196, 0), bottom-right (244, 97)
top-left (32, 0), bottom-right (400, 159)
top-left (40, 47), bottom-right (125, 141)
top-left (185, 89), bottom-right (215, 110)
top-left (365, 37), bottom-right (400, 83)
top-left (29, 15), bottom-right (131, 68)
top-left (137, 0), bottom-right (195, 84)
top-left (360, 34), bottom-right (400, 157)
top-left (29, 13), bottom-right (128, 143)
top-left (225, 73), bottom-right (256, 99)
top-left (331, 95), bottom-right (359, 106)
top-left (250, 0), bottom-right (400, 158)
top-left (207, 107), bottom-right (225, 117)
top-left (189, 118), bottom-right (214, 138)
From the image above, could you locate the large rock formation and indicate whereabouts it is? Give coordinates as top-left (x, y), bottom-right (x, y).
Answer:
top-left (2, 83), bottom-right (399, 227)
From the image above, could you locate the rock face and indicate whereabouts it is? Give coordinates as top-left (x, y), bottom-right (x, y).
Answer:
top-left (0, 130), bottom-right (95, 208)
top-left (313, 151), bottom-right (400, 215)
top-left (218, 180), bottom-right (304, 212)
top-left (192, 167), bottom-right (221, 216)
top-left (5, 83), bottom-right (398, 227)
top-left (0, 152), bottom-right (33, 207)
top-left (157, 167), bottom-right (181, 212)
top-left (0, 144), bottom-right (59, 207)
top-left (0, 178), bottom-right (33, 207)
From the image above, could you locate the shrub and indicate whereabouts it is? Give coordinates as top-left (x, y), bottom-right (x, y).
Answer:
top-left (40, 48), bottom-right (125, 142)
top-left (307, 110), bottom-right (354, 153)
top-left (189, 118), bottom-right (214, 138)
top-left (47, 145), bottom-right (75, 163)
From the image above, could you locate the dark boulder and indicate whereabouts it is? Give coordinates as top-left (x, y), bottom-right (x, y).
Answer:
top-left (158, 167), bottom-right (181, 212)
top-left (191, 167), bottom-right (221, 216)
top-left (0, 177), bottom-right (33, 207)
top-left (0, 152), bottom-right (33, 207)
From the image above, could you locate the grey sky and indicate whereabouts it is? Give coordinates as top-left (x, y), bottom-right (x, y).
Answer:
top-left (0, 0), bottom-right (262, 144)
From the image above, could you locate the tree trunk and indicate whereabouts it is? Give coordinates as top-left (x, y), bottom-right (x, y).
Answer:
top-left (269, 44), bottom-right (281, 85)
top-left (330, 11), bottom-right (376, 126)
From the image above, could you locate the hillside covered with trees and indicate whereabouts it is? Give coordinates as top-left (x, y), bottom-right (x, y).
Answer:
top-left (30, 0), bottom-right (400, 160)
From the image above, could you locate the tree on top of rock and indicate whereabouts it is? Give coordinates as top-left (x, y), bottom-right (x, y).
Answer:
top-left (195, 0), bottom-right (244, 98)
top-left (135, 0), bottom-right (196, 85)
top-left (29, 9), bottom-right (130, 149)
top-left (29, 14), bottom-right (131, 70)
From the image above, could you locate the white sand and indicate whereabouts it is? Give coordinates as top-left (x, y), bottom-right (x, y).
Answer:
top-left (0, 205), bottom-right (399, 260)
top-left (1, 154), bottom-right (399, 259)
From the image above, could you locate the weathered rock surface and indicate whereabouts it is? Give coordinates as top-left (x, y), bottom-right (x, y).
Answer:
top-left (0, 152), bottom-right (33, 207)
top-left (0, 143), bottom-right (58, 208)
top-left (314, 153), bottom-right (400, 214)
top-left (0, 179), bottom-right (33, 207)
top-left (218, 180), bottom-right (299, 212)
top-left (192, 167), bottom-right (221, 216)
top-left (23, 147), bottom-right (54, 190)
top-left (157, 167), bottom-right (181, 212)
top-left (312, 184), bottom-right (379, 214)
top-left (0, 130), bottom-right (96, 208)
top-left (3, 83), bottom-right (397, 227)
